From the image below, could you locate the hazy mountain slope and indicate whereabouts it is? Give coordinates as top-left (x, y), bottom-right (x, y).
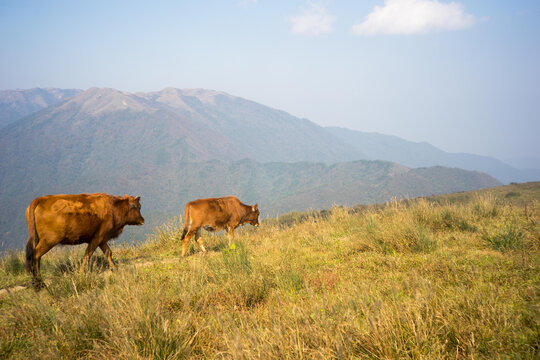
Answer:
top-left (0, 88), bottom-right (81, 129)
top-left (326, 126), bottom-right (540, 184)
top-left (139, 87), bottom-right (364, 163)
top-left (0, 87), bottom-right (501, 251)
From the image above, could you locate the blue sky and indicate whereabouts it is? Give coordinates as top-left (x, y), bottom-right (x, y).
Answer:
top-left (1, 0), bottom-right (539, 167)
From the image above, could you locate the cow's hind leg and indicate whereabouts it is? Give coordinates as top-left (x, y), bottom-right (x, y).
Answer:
top-left (99, 243), bottom-right (116, 270)
top-left (32, 238), bottom-right (56, 289)
top-left (195, 229), bottom-right (206, 254)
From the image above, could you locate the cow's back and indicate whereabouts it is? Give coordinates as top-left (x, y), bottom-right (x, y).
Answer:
top-left (32, 193), bottom-right (113, 245)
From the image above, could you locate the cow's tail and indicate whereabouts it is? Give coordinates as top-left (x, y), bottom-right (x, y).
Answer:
top-left (180, 204), bottom-right (191, 241)
top-left (25, 199), bottom-right (40, 275)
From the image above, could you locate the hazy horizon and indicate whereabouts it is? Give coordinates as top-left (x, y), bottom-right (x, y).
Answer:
top-left (1, 1), bottom-right (539, 167)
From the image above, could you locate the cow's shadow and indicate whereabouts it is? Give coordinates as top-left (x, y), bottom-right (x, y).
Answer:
top-left (205, 241), bottom-right (230, 254)
top-left (183, 236), bottom-right (230, 256)
top-left (53, 255), bottom-right (111, 275)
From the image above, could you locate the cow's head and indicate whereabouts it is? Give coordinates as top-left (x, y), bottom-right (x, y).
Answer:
top-left (122, 195), bottom-right (145, 225)
top-left (245, 203), bottom-right (260, 227)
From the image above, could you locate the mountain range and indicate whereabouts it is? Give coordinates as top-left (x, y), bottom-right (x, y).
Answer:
top-left (326, 127), bottom-right (540, 184)
top-left (2, 87), bottom-right (536, 181)
top-left (0, 87), bottom-right (518, 250)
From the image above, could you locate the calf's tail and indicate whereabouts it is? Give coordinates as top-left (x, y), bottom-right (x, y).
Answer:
top-left (180, 205), bottom-right (190, 241)
top-left (25, 200), bottom-right (39, 274)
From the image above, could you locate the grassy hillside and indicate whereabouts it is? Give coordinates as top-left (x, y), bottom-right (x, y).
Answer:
top-left (1, 182), bottom-right (538, 359)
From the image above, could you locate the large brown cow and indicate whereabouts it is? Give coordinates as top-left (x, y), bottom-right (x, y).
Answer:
top-left (180, 196), bottom-right (259, 257)
top-left (25, 193), bottom-right (144, 285)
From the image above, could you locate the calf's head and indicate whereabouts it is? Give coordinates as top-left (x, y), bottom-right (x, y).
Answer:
top-left (246, 204), bottom-right (260, 227)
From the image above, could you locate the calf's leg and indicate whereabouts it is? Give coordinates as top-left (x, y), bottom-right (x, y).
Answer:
top-left (182, 228), bottom-right (197, 257)
top-left (194, 229), bottom-right (206, 254)
top-left (227, 226), bottom-right (236, 246)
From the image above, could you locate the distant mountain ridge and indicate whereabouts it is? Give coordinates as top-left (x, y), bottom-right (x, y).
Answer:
top-left (326, 127), bottom-right (540, 184)
top-left (0, 88), bottom-right (81, 129)
top-left (0, 86), bottom-right (509, 251)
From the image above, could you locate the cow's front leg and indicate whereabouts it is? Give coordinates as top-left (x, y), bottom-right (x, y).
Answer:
top-left (99, 242), bottom-right (116, 270)
top-left (227, 226), bottom-right (236, 246)
top-left (81, 239), bottom-right (101, 271)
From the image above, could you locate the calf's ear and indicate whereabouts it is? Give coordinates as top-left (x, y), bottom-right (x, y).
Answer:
top-left (253, 203), bottom-right (258, 211)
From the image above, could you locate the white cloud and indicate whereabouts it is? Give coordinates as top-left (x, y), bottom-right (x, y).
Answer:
top-left (289, 3), bottom-right (335, 36)
top-left (239, 0), bottom-right (257, 8)
top-left (352, 0), bottom-right (477, 36)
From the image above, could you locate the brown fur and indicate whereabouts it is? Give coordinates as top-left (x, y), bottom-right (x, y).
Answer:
top-left (180, 196), bottom-right (259, 257)
top-left (25, 193), bottom-right (144, 285)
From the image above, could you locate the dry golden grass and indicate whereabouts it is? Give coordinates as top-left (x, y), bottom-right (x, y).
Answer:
top-left (1, 183), bottom-right (539, 359)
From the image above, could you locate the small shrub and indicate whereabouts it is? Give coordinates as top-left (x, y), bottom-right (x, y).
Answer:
top-left (484, 221), bottom-right (523, 251)
top-left (411, 227), bottom-right (438, 253)
top-left (440, 209), bottom-right (477, 232)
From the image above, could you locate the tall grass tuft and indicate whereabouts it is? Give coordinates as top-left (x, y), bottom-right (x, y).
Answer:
top-left (0, 251), bottom-right (25, 276)
top-left (484, 219), bottom-right (524, 251)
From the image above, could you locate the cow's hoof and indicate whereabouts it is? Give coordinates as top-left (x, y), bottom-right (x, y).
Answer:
top-left (32, 278), bottom-right (46, 291)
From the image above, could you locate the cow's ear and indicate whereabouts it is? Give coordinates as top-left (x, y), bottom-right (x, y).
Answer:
top-left (124, 194), bottom-right (129, 198)
top-left (253, 203), bottom-right (258, 211)
top-left (114, 197), bottom-right (128, 205)
top-left (135, 196), bottom-right (141, 202)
